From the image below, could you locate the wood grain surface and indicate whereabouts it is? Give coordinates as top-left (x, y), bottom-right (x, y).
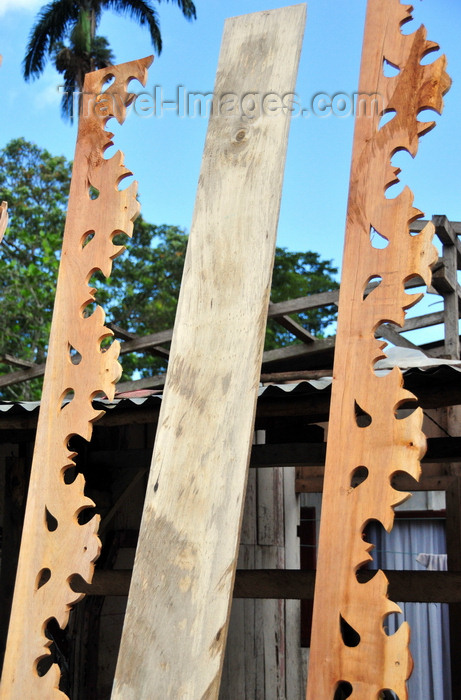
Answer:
top-left (0, 201), bottom-right (7, 243)
top-left (0, 57), bottom-right (152, 699)
top-left (112, 6), bottom-right (306, 699)
top-left (306, 2), bottom-right (450, 699)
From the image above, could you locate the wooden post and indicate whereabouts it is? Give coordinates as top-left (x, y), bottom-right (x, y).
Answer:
top-left (433, 214), bottom-right (461, 698)
top-left (433, 215), bottom-right (460, 359)
top-left (112, 7), bottom-right (306, 699)
top-left (0, 57), bottom-right (152, 699)
top-left (306, 2), bottom-right (450, 698)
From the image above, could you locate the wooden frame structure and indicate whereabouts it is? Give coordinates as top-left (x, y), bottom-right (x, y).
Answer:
top-left (1, 215), bottom-right (459, 396)
top-left (1, 2), bottom-right (461, 698)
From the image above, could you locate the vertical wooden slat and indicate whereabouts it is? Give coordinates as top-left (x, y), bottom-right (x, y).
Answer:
top-left (112, 7), bottom-right (306, 699)
top-left (0, 57), bottom-right (152, 699)
top-left (306, 2), bottom-right (450, 698)
top-left (432, 215), bottom-right (460, 360)
top-left (283, 467), bottom-right (304, 699)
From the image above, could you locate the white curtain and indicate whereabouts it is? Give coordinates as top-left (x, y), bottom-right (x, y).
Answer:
top-left (368, 518), bottom-right (451, 700)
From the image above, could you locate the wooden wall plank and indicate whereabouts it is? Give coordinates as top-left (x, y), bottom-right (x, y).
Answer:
top-left (283, 468), bottom-right (305, 699)
top-left (257, 467), bottom-right (284, 546)
top-left (306, 2), bottom-right (450, 698)
top-left (112, 7), bottom-right (306, 699)
top-left (0, 58), bottom-right (152, 700)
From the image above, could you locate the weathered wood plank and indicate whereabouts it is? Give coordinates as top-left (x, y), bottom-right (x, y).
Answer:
top-left (219, 495), bottom-right (257, 698)
top-left (0, 58), bottom-right (152, 700)
top-left (440, 234), bottom-right (460, 358)
top-left (255, 546), bottom-right (285, 699)
top-left (283, 468), bottom-right (304, 699)
top-left (257, 467), bottom-right (284, 546)
top-left (0, 354), bottom-right (36, 369)
top-left (306, 2), bottom-right (450, 698)
top-left (112, 7), bottom-right (306, 700)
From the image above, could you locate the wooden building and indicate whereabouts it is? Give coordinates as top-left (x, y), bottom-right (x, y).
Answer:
top-left (0, 217), bottom-right (460, 698)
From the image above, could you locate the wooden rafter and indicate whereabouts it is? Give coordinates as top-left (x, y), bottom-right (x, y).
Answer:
top-left (306, 1), bottom-right (450, 698)
top-left (0, 56), bottom-right (152, 699)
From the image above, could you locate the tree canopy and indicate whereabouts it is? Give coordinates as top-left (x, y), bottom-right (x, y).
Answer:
top-left (0, 138), bottom-right (338, 400)
top-left (23, 0), bottom-right (197, 121)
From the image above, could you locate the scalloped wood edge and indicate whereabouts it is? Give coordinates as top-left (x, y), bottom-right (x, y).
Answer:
top-left (306, 2), bottom-right (450, 699)
top-left (0, 56), bottom-right (152, 700)
top-left (0, 201), bottom-right (7, 243)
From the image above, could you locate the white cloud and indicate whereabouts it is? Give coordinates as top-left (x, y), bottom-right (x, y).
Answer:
top-left (0, 0), bottom-right (44, 17)
top-left (35, 80), bottom-right (63, 109)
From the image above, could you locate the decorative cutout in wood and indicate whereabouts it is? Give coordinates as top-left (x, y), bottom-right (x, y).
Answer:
top-left (0, 56), bottom-right (152, 699)
top-left (0, 201), bottom-right (7, 243)
top-left (306, 2), bottom-right (450, 699)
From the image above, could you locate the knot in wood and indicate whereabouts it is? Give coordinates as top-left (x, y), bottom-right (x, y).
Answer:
top-left (233, 128), bottom-right (249, 143)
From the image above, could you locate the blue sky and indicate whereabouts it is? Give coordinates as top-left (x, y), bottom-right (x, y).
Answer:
top-left (1, 0), bottom-right (460, 341)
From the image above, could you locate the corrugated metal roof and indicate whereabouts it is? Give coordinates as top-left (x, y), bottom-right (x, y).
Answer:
top-left (0, 369), bottom-right (459, 416)
top-left (1, 347), bottom-right (460, 415)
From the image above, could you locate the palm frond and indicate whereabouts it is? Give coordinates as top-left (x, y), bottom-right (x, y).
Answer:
top-left (23, 0), bottom-right (80, 80)
top-left (54, 32), bottom-right (115, 122)
top-left (102, 0), bottom-right (163, 53)
top-left (168, 0), bottom-right (196, 21)
top-left (24, 0), bottom-right (197, 123)
top-left (91, 36), bottom-right (116, 67)
top-left (59, 71), bottom-right (79, 123)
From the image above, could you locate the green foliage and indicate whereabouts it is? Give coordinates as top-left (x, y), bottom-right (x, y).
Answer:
top-left (100, 222), bottom-right (189, 380)
top-left (0, 138), bottom-right (338, 400)
top-left (53, 23), bottom-right (115, 122)
top-left (0, 138), bottom-right (70, 399)
top-left (268, 248), bottom-right (339, 348)
top-left (101, 229), bottom-right (339, 380)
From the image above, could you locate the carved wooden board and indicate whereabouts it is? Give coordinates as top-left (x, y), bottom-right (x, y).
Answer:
top-left (306, 2), bottom-right (450, 699)
top-left (112, 6), bottom-right (306, 699)
top-left (0, 201), bottom-right (7, 243)
top-left (0, 57), bottom-right (152, 699)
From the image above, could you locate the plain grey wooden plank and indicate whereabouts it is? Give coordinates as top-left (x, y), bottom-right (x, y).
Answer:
top-left (112, 6), bottom-right (306, 699)
top-left (283, 468), bottom-right (304, 699)
top-left (257, 467), bottom-right (284, 546)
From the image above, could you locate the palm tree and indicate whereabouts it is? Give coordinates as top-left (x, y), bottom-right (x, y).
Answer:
top-left (52, 10), bottom-right (116, 120)
top-left (23, 0), bottom-right (196, 122)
